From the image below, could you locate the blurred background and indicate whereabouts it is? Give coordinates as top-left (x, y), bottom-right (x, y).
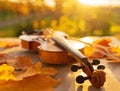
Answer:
top-left (0, 0), bottom-right (120, 38)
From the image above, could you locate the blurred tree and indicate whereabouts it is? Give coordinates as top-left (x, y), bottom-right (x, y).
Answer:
top-left (54, 0), bottom-right (64, 21)
top-left (15, 23), bottom-right (33, 37)
top-left (0, 0), bottom-right (119, 37)
top-left (84, 7), bottom-right (111, 36)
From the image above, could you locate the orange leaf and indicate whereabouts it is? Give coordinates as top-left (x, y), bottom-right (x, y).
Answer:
top-left (0, 59), bottom-right (61, 91)
top-left (7, 56), bottom-right (34, 71)
top-left (0, 74), bottom-right (61, 91)
top-left (83, 38), bottom-right (112, 58)
top-left (34, 62), bottom-right (58, 75)
top-left (0, 41), bottom-right (19, 48)
top-left (40, 67), bottom-right (58, 75)
top-left (15, 62), bottom-right (58, 80)
top-left (0, 54), bottom-right (13, 65)
top-left (93, 38), bottom-right (111, 47)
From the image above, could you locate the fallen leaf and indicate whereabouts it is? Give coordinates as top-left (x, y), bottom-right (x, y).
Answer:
top-left (93, 38), bottom-right (111, 47)
top-left (34, 62), bottom-right (58, 75)
top-left (0, 54), bottom-right (13, 65)
top-left (40, 67), bottom-right (58, 76)
top-left (0, 41), bottom-right (19, 48)
top-left (0, 60), bottom-right (61, 91)
top-left (15, 61), bottom-right (58, 80)
top-left (83, 38), bottom-right (112, 58)
top-left (109, 46), bottom-right (120, 57)
top-left (0, 74), bottom-right (61, 91)
top-left (0, 64), bottom-right (16, 81)
top-left (83, 45), bottom-right (95, 57)
top-left (7, 56), bottom-right (34, 71)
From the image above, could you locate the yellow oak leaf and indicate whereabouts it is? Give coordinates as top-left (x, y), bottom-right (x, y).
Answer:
top-left (0, 74), bottom-right (61, 91)
top-left (0, 55), bottom-right (61, 91)
top-left (0, 41), bottom-right (19, 48)
top-left (0, 64), bottom-right (16, 81)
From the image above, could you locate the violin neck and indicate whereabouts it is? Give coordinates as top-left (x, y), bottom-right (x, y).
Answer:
top-left (52, 36), bottom-right (86, 60)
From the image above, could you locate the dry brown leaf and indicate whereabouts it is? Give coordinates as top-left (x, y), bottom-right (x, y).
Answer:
top-left (0, 60), bottom-right (61, 91)
top-left (0, 54), bottom-right (14, 65)
top-left (40, 67), bottom-right (58, 75)
top-left (7, 56), bottom-right (34, 71)
top-left (15, 63), bottom-right (38, 80)
top-left (0, 54), bottom-right (33, 71)
top-left (0, 74), bottom-right (61, 91)
top-left (34, 62), bottom-right (58, 75)
top-left (0, 54), bottom-right (8, 64)
top-left (15, 61), bottom-right (58, 80)
top-left (34, 61), bottom-right (42, 72)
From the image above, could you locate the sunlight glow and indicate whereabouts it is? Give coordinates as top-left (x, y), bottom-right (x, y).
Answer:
top-left (44, 0), bottom-right (55, 7)
top-left (9, 0), bottom-right (17, 2)
top-left (9, 0), bottom-right (32, 4)
top-left (81, 37), bottom-right (99, 43)
top-left (78, 0), bottom-right (120, 6)
top-left (9, 0), bottom-right (55, 7)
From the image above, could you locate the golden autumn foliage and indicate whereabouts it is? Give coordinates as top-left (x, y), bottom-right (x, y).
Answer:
top-left (0, 64), bottom-right (15, 81)
top-left (7, 56), bottom-right (34, 71)
top-left (93, 38), bottom-right (111, 47)
top-left (83, 45), bottom-right (95, 57)
top-left (0, 55), bottom-right (61, 91)
top-left (83, 38), bottom-right (111, 58)
top-left (1, 0), bottom-right (118, 37)
top-left (82, 37), bottom-right (120, 62)
top-left (110, 46), bottom-right (120, 57)
top-left (0, 74), bottom-right (61, 91)
top-left (0, 54), bottom-right (33, 71)
top-left (0, 41), bottom-right (19, 48)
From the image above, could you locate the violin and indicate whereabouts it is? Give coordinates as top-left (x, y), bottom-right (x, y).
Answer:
top-left (19, 28), bottom-right (106, 88)
top-left (19, 29), bottom-right (85, 64)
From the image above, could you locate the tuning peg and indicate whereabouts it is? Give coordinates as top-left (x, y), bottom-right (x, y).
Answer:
top-left (97, 65), bottom-right (105, 70)
top-left (91, 59), bottom-right (100, 65)
top-left (71, 65), bottom-right (84, 72)
top-left (76, 75), bottom-right (90, 84)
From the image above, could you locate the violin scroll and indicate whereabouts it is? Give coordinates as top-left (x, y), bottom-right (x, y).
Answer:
top-left (71, 59), bottom-right (106, 88)
top-left (90, 70), bottom-right (106, 88)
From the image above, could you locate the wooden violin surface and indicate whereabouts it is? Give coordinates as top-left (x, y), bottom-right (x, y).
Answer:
top-left (20, 35), bottom-right (40, 50)
top-left (19, 34), bottom-right (85, 64)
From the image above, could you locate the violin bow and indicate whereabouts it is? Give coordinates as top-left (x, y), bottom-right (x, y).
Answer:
top-left (52, 35), bottom-right (106, 88)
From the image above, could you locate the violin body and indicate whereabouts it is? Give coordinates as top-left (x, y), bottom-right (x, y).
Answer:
top-left (20, 33), bottom-right (84, 64)
top-left (20, 35), bottom-right (40, 50)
